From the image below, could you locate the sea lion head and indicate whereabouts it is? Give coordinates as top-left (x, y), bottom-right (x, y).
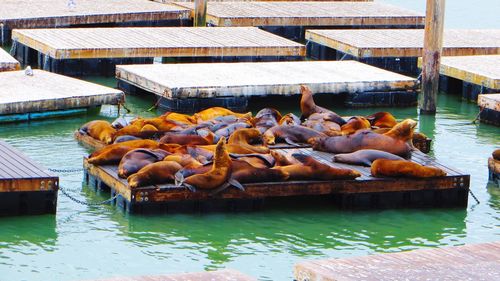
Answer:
top-left (262, 129), bottom-right (276, 145)
top-left (493, 149), bottom-right (500, 161)
top-left (366, 112), bottom-right (398, 128)
top-left (255, 108), bottom-right (282, 121)
top-left (384, 119), bottom-right (417, 142)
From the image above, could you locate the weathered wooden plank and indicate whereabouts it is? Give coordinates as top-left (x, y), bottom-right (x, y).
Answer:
top-left (12, 27), bottom-right (305, 59)
top-left (306, 29), bottom-right (500, 58)
top-left (0, 70), bottom-right (124, 116)
top-left (115, 60), bottom-right (416, 99)
top-left (0, 48), bottom-right (20, 72)
top-left (84, 269), bottom-right (256, 281)
top-left (173, 2), bottom-right (424, 27)
top-left (294, 242), bottom-right (500, 281)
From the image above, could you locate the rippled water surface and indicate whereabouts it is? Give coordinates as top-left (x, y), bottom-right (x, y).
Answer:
top-left (1, 1), bottom-right (500, 280)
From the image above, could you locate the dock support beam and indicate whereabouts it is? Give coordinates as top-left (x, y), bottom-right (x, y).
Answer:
top-left (420, 0), bottom-right (446, 114)
top-left (194, 0), bottom-right (207, 27)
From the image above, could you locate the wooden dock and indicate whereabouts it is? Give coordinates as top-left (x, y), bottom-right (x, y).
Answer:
top-left (0, 48), bottom-right (20, 72)
top-left (84, 269), bottom-right (255, 281)
top-left (12, 27), bottom-right (305, 76)
top-left (0, 0), bottom-right (190, 45)
top-left (306, 29), bottom-right (500, 74)
top-left (116, 60), bottom-right (418, 112)
top-left (83, 147), bottom-right (469, 213)
top-left (478, 93), bottom-right (500, 126)
top-left (0, 140), bottom-right (59, 216)
top-left (0, 70), bottom-right (124, 122)
top-left (294, 241), bottom-right (500, 281)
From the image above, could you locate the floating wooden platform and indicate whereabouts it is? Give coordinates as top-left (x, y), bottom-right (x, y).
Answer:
top-left (0, 70), bottom-right (124, 122)
top-left (83, 147), bottom-right (469, 213)
top-left (0, 0), bottom-right (190, 45)
top-left (294, 241), bottom-right (500, 281)
top-left (418, 55), bottom-right (500, 102)
top-left (0, 48), bottom-right (20, 72)
top-left (116, 60), bottom-right (418, 112)
top-left (84, 269), bottom-right (255, 281)
top-left (489, 157), bottom-right (500, 186)
top-left (306, 29), bottom-right (500, 74)
top-left (0, 140), bottom-right (59, 216)
top-left (12, 27), bottom-right (305, 76)
top-left (478, 93), bottom-right (500, 126)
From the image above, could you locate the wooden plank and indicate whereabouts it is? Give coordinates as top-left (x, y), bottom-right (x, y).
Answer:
top-left (0, 0), bottom-right (190, 29)
top-left (306, 29), bottom-right (500, 58)
top-left (478, 93), bottom-right (500, 111)
top-left (173, 2), bottom-right (424, 27)
top-left (0, 48), bottom-right (20, 72)
top-left (12, 27), bottom-right (305, 59)
top-left (115, 60), bottom-right (416, 99)
top-left (294, 242), bottom-right (500, 281)
top-left (85, 269), bottom-right (256, 281)
top-left (0, 70), bottom-right (124, 116)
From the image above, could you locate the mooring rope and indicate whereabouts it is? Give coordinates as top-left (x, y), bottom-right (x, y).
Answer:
top-left (59, 185), bottom-right (120, 206)
top-left (469, 189), bottom-right (480, 204)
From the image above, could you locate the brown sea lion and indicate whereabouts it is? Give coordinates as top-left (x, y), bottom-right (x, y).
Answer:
top-left (309, 130), bottom-right (411, 158)
top-left (341, 116), bottom-right (371, 135)
top-left (270, 151), bottom-right (300, 166)
top-left (214, 122), bottom-right (252, 141)
top-left (383, 119), bottom-right (417, 143)
top-left (493, 149), bottom-right (500, 161)
top-left (333, 149), bottom-right (405, 167)
top-left (366, 112), bottom-right (397, 128)
top-left (79, 120), bottom-right (116, 144)
top-left (113, 135), bottom-right (142, 144)
top-left (164, 154), bottom-right (203, 168)
top-left (255, 108), bottom-right (282, 121)
top-left (117, 148), bottom-right (170, 178)
top-left (88, 139), bottom-right (163, 165)
top-left (193, 107), bottom-right (251, 122)
top-left (263, 125), bottom-right (327, 145)
top-left (302, 113), bottom-right (342, 136)
top-left (231, 160), bottom-right (289, 183)
top-left (159, 131), bottom-right (214, 146)
top-left (299, 85), bottom-right (346, 125)
top-left (127, 161), bottom-right (183, 188)
top-left (163, 112), bottom-right (196, 124)
top-left (274, 154), bottom-right (360, 180)
top-left (279, 113), bottom-right (301, 126)
top-left (371, 159), bottom-right (446, 178)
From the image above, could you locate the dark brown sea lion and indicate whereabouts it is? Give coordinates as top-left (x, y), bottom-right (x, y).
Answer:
top-left (493, 149), bottom-right (500, 161)
top-left (118, 148), bottom-right (170, 178)
top-left (366, 112), bottom-right (397, 128)
top-left (299, 85), bottom-right (346, 125)
top-left (88, 139), bottom-right (163, 165)
top-left (79, 120), bottom-right (116, 144)
top-left (279, 113), bottom-right (301, 126)
top-left (341, 116), bottom-right (371, 135)
top-left (263, 125), bottom-right (327, 145)
top-left (309, 130), bottom-right (411, 158)
top-left (113, 135), bottom-right (142, 144)
top-left (371, 159), bottom-right (446, 178)
top-left (231, 160), bottom-right (289, 183)
top-left (127, 161), bottom-right (183, 188)
top-left (333, 149), bottom-right (405, 167)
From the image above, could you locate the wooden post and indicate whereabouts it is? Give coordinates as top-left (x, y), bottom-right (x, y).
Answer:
top-left (420, 0), bottom-right (445, 114)
top-left (194, 0), bottom-right (207, 27)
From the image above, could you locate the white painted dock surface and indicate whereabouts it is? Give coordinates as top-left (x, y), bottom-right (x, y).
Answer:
top-left (115, 60), bottom-right (416, 99)
top-left (0, 49), bottom-right (20, 72)
top-left (437, 55), bottom-right (500, 90)
top-left (173, 1), bottom-right (424, 27)
top-left (478, 94), bottom-right (500, 111)
top-left (0, 70), bottom-right (124, 116)
top-left (12, 27), bottom-right (305, 59)
top-left (306, 29), bottom-right (500, 58)
top-left (0, 0), bottom-right (189, 29)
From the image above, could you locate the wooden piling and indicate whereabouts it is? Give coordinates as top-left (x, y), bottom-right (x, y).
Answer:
top-left (194, 0), bottom-right (208, 27)
top-left (420, 0), bottom-right (446, 114)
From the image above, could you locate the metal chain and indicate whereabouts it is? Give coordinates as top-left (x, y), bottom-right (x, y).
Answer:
top-left (59, 186), bottom-right (119, 206)
top-left (469, 189), bottom-right (480, 205)
top-left (48, 168), bottom-right (84, 173)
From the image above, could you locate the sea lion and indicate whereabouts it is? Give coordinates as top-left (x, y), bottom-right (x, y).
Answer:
top-left (113, 135), bottom-right (142, 144)
top-left (493, 149), bottom-right (500, 161)
top-left (228, 128), bottom-right (263, 145)
top-left (270, 150), bottom-right (300, 166)
top-left (263, 125), bottom-right (327, 145)
top-left (140, 124), bottom-right (158, 132)
top-left (366, 112), bottom-right (397, 128)
top-left (214, 122), bottom-right (252, 141)
top-left (231, 160), bottom-right (289, 183)
top-left (333, 149), bottom-right (405, 167)
top-left (255, 108), bottom-right (282, 121)
top-left (279, 113), bottom-right (301, 126)
top-left (274, 154), bottom-right (360, 180)
top-left (309, 130), bottom-right (411, 158)
top-left (341, 116), bottom-right (371, 135)
top-left (79, 120), bottom-right (116, 144)
top-left (371, 159), bottom-right (446, 178)
top-left (88, 139), bottom-right (163, 165)
top-left (117, 148), bottom-right (170, 178)
top-left (299, 85), bottom-right (346, 125)
top-left (159, 131), bottom-right (214, 146)
top-left (193, 107), bottom-right (251, 122)
top-left (127, 161), bottom-right (183, 188)
top-left (163, 112), bottom-right (196, 124)
top-left (164, 154), bottom-right (203, 168)
top-left (383, 119), bottom-right (417, 143)
top-left (302, 113), bottom-right (342, 136)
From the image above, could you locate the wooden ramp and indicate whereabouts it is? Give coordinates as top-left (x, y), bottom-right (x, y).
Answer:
top-left (0, 48), bottom-right (20, 72)
top-left (478, 93), bottom-right (500, 126)
top-left (0, 70), bottom-right (124, 122)
top-left (0, 0), bottom-right (190, 45)
top-left (174, 1), bottom-right (424, 27)
top-left (116, 60), bottom-right (418, 111)
top-left (83, 269), bottom-right (255, 281)
top-left (294, 241), bottom-right (500, 281)
top-left (12, 27), bottom-right (305, 76)
top-left (83, 148), bottom-right (469, 214)
top-left (0, 140), bottom-right (59, 216)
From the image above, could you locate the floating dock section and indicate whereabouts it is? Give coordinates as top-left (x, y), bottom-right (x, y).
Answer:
top-left (0, 140), bottom-right (59, 216)
top-left (116, 60), bottom-right (418, 112)
top-left (0, 48), bottom-right (20, 71)
top-left (306, 29), bottom-right (500, 74)
top-left (12, 27), bottom-right (305, 76)
top-left (0, 0), bottom-right (190, 45)
top-left (478, 94), bottom-right (500, 127)
top-left (83, 147), bottom-right (469, 214)
top-left (0, 70), bottom-right (124, 122)
top-left (174, 1), bottom-right (424, 40)
top-left (294, 241), bottom-right (500, 281)
top-left (84, 269), bottom-right (255, 281)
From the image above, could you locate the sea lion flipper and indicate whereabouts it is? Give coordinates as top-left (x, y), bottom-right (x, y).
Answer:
top-left (209, 182), bottom-right (231, 196)
top-left (174, 171), bottom-right (184, 186)
top-left (229, 178), bottom-right (245, 191)
top-left (183, 183), bottom-right (197, 192)
top-left (284, 137), bottom-right (300, 146)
